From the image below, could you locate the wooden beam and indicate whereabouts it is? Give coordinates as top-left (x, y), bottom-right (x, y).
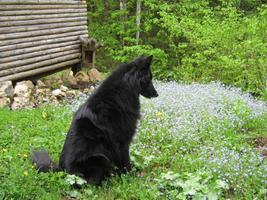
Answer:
top-left (0, 44), bottom-right (80, 64)
top-left (0, 49), bottom-right (80, 70)
top-left (0, 34), bottom-right (86, 52)
top-left (1, 30), bottom-right (87, 46)
top-left (0, 8), bottom-right (87, 16)
top-left (0, 21), bottom-right (87, 34)
top-left (0, 4), bottom-right (86, 10)
top-left (0, 53), bottom-right (81, 77)
top-left (0, 26), bottom-right (88, 40)
top-left (0, 16), bottom-right (87, 27)
top-left (0, 12), bottom-right (86, 21)
top-left (0, 40), bottom-right (80, 58)
top-left (0, 0), bottom-right (86, 5)
top-left (0, 59), bottom-right (80, 82)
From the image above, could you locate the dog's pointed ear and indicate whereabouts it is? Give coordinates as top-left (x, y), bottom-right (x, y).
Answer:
top-left (141, 55), bottom-right (153, 69)
top-left (133, 55), bottom-right (153, 70)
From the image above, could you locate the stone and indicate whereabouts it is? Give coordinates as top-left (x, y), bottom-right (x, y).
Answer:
top-left (52, 89), bottom-right (62, 97)
top-left (0, 81), bottom-right (14, 98)
top-left (82, 88), bottom-right (90, 94)
top-left (67, 71), bottom-right (78, 87)
top-left (11, 81), bottom-right (35, 109)
top-left (88, 68), bottom-right (103, 82)
top-left (90, 86), bottom-right (95, 91)
top-left (75, 71), bottom-right (89, 84)
top-left (12, 96), bottom-right (34, 110)
top-left (14, 81), bottom-right (34, 98)
top-left (35, 88), bottom-right (51, 96)
top-left (0, 97), bottom-right (11, 108)
top-left (36, 80), bottom-right (46, 88)
top-left (49, 95), bottom-right (57, 101)
top-left (83, 86), bottom-right (95, 94)
top-left (52, 89), bottom-right (66, 99)
top-left (66, 90), bottom-right (77, 99)
top-left (34, 88), bottom-right (52, 105)
top-left (60, 85), bottom-right (68, 92)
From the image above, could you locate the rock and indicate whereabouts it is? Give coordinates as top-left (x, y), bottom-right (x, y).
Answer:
top-left (75, 71), bottom-right (89, 84)
top-left (66, 90), bottom-right (77, 98)
top-left (14, 81), bottom-right (34, 98)
top-left (61, 92), bottom-right (66, 97)
top-left (49, 95), bottom-right (57, 101)
top-left (83, 86), bottom-right (95, 94)
top-left (82, 88), bottom-right (90, 94)
top-left (52, 89), bottom-right (62, 97)
top-left (11, 81), bottom-right (35, 109)
top-left (67, 71), bottom-right (78, 87)
top-left (0, 81), bottom-right (14, 98)
top-left (60, 85), bottom-right (68, 92)
top-left (52, 89), bottom-right (66, 99)
top-left (88, 68), bottom-right (103, 83)
top-left (36, 80), bottom-right (46, 88)
top-left (0, 97), bottom-right (11, 108)
top-left (34, 88), bottom-right (52, 105)
top-left (57, 79), bottom-right (64, 85)
top-left (90, 86), bottom-right (95, 91)
top-left (12, 96), bottom-right (34, 110)
top-left (256, 146), bottom-right (267, 157)
top-left (35, 88), bottom-right (51, 96)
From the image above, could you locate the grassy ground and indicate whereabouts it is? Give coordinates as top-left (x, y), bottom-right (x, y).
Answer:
top-left (0, 82), bottom-right (266, 200)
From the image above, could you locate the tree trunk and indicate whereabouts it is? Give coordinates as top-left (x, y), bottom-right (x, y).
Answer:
top-left (136, 0), bottom-right (141, 45)
top-left (119, 0), bottom-right (127, 46)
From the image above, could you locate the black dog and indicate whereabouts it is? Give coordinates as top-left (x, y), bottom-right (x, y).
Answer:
top-left (32, 55), bottom-right (158, 184)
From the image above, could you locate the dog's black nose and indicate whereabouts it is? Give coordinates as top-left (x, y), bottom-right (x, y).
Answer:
top-left (152, 91), bottom-right (159, 98)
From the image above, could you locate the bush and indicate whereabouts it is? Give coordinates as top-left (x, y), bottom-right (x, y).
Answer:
top-left (87, 1), bottom-right (267, 96)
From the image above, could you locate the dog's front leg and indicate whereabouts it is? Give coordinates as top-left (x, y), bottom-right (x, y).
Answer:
top-left (118, 143), bottom-right (131, 173)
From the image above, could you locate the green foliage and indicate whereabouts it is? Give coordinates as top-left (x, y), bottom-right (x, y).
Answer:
top-left (65, 174), bottom-right (87, 186)
top-left (0, 107), bottom-right (70, 199)
top-left (86, 0), bottom-right (266, 96)
top-left (156, 171), bottom-right (228, 200)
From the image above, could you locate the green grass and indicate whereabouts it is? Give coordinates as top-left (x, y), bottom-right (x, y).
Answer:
top-left (0, 82), bottom-right (266, 200)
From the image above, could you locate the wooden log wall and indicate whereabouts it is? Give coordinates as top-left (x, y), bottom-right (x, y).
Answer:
top-left (0, 0), bottom-right (88, 82)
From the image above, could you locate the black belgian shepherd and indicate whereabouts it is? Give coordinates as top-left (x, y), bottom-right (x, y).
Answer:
top-left (32, 55), bottom-right (158, 184)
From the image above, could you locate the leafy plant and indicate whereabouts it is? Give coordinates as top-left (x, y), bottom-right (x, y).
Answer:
top-left (156, 171), bottom-right (228, 200)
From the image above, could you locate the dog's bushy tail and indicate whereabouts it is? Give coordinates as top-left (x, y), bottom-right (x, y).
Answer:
top-left (31, 150), bottom-right (59, 172)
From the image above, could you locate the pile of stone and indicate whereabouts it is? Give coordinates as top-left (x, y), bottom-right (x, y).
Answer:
top-left (0, 68), bottom-right (103, 110)
top-left (67, 68), bottom-right (103, 88)
top-left (0, 80), bottom-right (96, 110)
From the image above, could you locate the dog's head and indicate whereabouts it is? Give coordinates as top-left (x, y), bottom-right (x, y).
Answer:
top-left (130, 55), bottom-right (158, 98)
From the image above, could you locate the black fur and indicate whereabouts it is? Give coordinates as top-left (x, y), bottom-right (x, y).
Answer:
top-left (32, 55), bottom-right (158, 185)
top-left (32, 150), bottom-right (58, 172)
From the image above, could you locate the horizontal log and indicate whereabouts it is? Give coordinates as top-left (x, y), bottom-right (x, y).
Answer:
top-left (0, 12), bottom-right (86, 21)
top-left (0, 16), bottom-right (87, 27)
top-left (0, 49), bottom-right (80, 70)
top-left (1, 30), bottom-right (87, 46)
top-left (0, 21), bottom-right (87, 34)
top-left (0, 59), bottom-right (80, 82)
top-left (0, 53), bottom-right (81, 77)
top-left (0, 40), bottom-right (80, 58)
top-left (0, 44), bottom-right (80, 63)
top-left (0, 34), bottom-right (86, 52)
top-left (0, 26), bottom-right (88, 40)
top-left (0, 4), bottom-right (86, 10)
top-left (0, 8), bottom-right (87, 16)
top-left (0, 0), bottom-right (86, 5)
